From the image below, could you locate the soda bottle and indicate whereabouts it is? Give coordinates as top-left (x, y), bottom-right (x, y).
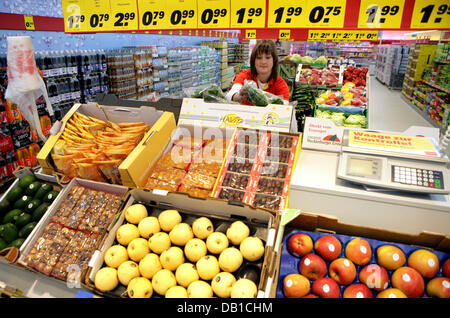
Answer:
top-left (100, 49), bottom-right (107, 71)
top-left (0, 124), bottom-right (14, 153)
top-left (5, 151), bottom-right (18, 177)
top-left (0, 154), bottom-right (7, 180)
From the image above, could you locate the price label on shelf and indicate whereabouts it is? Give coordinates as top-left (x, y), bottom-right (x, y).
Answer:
top-left (139, 0), bottom-right (170, 30)
top-left (24, 15), bottom-right (35, 30)
top-left (267, 0), bottom-right (307, 27)
top-left (197, 0), bottom-right (230, 29)
top-left (308, 30), bottom-right (379, 42)
top-left (230, 0), bottom-right (266, 28)
top-left (245, 29), bottom-right (257, 39)
top-left (410, 0), bottom-right (450, 29)
top-left (61, 0), bottom-right (89, 32)
top-left (279, 29), bottom-right (291, 40)
top-left (165, 0), bottom-right (197, 29)
top-left (358, 0), bottom-right (405, 29)
top-left (305, 0), bottom-right (346, 28)
top-left (109, 0), bottom-right (139, 31)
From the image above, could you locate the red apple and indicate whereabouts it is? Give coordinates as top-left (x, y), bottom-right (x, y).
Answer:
top-left (329, 258), bottom-right (357, 285)
top-left (359, 264), bottom-right (389, 291)
top-left (443, 259), bottom-right (450, 278)
top-left (343, 283), bottom-right (373, 298)
top-left (287, 233), bottom-right (313, 258)
top-left (376, 245), bottom-right (406, 271)
top-left (426, 277), bottom-right (450, 298)
top-left (314, 235), bottom-right (342, 261)
top-left (345, 238), bottom-right (372, 266)
top-left (312, 277), bottom-right (341, 298)
top-left (407, 249), bottom-right (440, 279)
top-left (283, 273), bottom-right (311, 298)
top-left (391, 267), bottom-right (425, 298)
top-left (376, 288), bottom-right (407, 298)
top-left (302, 294), bottom-right (319, 298)
top-left (299, 253), bottom-right (327, 280)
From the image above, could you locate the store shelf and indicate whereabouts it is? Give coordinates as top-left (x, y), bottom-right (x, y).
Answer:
top-left (422, 80), bottom-right (450, 94)
top-left (401, 94), bottom-right (441, 129)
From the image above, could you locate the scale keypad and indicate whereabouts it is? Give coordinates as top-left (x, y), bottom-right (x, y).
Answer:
top-left (391, 166), bottom-right (444, 189)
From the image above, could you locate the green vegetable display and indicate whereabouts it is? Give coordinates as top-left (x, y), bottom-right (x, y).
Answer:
top-left (315, 109), bottom-right (367, 128)
top-left (246, 85), bottom-right (269, 106)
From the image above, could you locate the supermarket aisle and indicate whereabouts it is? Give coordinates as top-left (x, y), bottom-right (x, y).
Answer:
top-left (368, 77), bottom-right (433, 132)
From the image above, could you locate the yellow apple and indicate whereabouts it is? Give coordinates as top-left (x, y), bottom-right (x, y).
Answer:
top-left (169, 223), bottom-right (194, 246)
top-left (187, 280), bottom-right (213, 298)
top-left (125, 204), bottom-right (148, 224)
top-left (127, 277), bottom-right (153, 298)
top-left (94, 267), bottom-right (119, 292)
top-left (192, 217), bottom-right (214, 239)
top-left (152, 269), bottom-right (177, 296)
top-left (175, 263), bottom-right (199, 288)
top-left (138, 216), bottom-right (160, 239)
top-left (148, 232), bottom-right (171, 254)
top-left (184, 238), bottom-right (207, 262)
top-left (104, 245), bottom-right (128, 268)
top-left (139, 253), bottom-right (162, 279)
top-left (127, 238), bottom-right (150, 262)
top-left (376, 245), bottom-right (406, 271)
top-left (117, 260), bottom-right (140, 286)
top-left (160, 246), bottom-right (185, 271)
top-left (240, 237), bottom-right (265, 261)
top-left (219, 247), bottom-right (243, 273)
top-left (158, 209), bottom-right (182, 231)
top-left (116, 223), bottom-right (140, 246)
top-left (206, 232), bottom-right (229, 254)
top-left (196, 255), bottom-right (220, 281)
top-left (212, 272), bottom-right (236, 298)
top-left (226, 221), bottom-right (250, 245)
top-left (408, 249), bottom-right (440, 278)
top-left (231, 278), bottom-right (258, 298)
top-left (376, 288), bottom-right (407, 298)
top-left (165, 285), bottom-right (188, 298)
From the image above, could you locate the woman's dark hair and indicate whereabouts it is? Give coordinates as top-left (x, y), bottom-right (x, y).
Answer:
top-left (250, 39), bottom-right (279, 82)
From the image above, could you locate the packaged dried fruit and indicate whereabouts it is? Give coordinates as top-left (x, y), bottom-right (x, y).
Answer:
top-left (182, 171), bottom-right (216, 191)
top-left (260, 162), bottom-right (288, 179)
top-left (256, 177), bottom-right (285, 196)
top-left (178, 184), bottom-right (211, 199)
top-left (150, 164), bottom-right (186, 185)
top-left (253, 193), bottom-right (282, 211)
top-left (232, 143), bottom-right (258, 160)
top-left (159, 145), bottom-right (196, 170)
top-left (218, 187), bottom-right (245, 202)
top-left (227, 157), bottom-right (255, 174)
top-left (221, 172), bottom-right (250, 190)
top-left (263, 147), bottom-right (291, 164)
top-left (237, 131), bottom-right (261, 145)
top-left (173, 136), bottom-right (205, 149)
top-left (144, 177), bottom-right (179, 192)
top-left (189, 161), bottom-right (222, 177)
top-left (269, 134), bottom-right (294, 149)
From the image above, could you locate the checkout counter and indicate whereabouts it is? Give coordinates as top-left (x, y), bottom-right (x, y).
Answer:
top-left (289, 118), bottom-right (450, 236)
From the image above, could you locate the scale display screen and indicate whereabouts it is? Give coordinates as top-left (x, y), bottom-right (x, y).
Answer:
top-left (349, 158), bottom-right (373, 176)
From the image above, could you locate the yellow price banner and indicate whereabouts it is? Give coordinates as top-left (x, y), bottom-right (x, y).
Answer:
top-left (279, 29), bottom-right (290, 40)
top-left (197, 0), bottom-right (230, 29)
top-left (81, 0), bottom-right (114, 32)
top-left (308, 30), bottom-right (379, 42)
top-left (61, 0), bottom-right (89, 32)
top-left (267, 0), bottom-right (307, 27)
top-left (410, 0), bottom-right (450, 29)
top-left (230, 0), bottom-right (266, 28)
top-left (305, 0), bottom-right (346, 28)
top-left (24, 15), bottom-right (35, 30)
top-left (165, 0), bottom-right (197, 29)
top-left (358, 0), bottom-right (405, 29)
top-left (245, 29), bottom-right (257, 39)
top-left (109, 0), bottom-right (139, 31)
top-left (139, 0), bottom-right (170, 30)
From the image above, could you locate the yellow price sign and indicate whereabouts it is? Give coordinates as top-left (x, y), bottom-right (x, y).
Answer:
top-left (230, 0), bottom-right (266, 28)
top-left (279, 29), bottom-right (291, 40)
top-left (308, 30), bottom-right (378, 42)
top-left (410, 0), bottom-right (450, 29)
top-left (61, 0), bottom-right (89, 32)
top-left (305, 0), bottom-right (346, 28)
top-left (24, 15), bottom-right (35, 30)
top-left (197, 0), bottom-right (230, 29)
top-left (165, 0), bottom-right (197, 29)
top-left (109, 0), bottom-right (139, 31)
top-left (245, 29), bottom-right (257, 39)
top-left (138, 0), bottom-right (170, 30)
top-left (81, 0), bottom-right (114, 32)
top-left (358, 0), bottom-right (404, 29)
top-left (267, 0), bottom-right (307, 27)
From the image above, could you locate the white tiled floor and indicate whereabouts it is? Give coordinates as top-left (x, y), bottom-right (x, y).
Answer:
top-left (368, 76), bottom-right (433, 132)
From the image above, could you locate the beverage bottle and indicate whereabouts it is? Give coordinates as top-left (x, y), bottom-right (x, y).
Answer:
top-left (100, 49), bottom-right (107, 71)
top-left (42, 51), bottom-right (51, 78)
top-left (58, 50), bottom-right (66, 76)
top-left (0, 124), bottom-right (14, 153)
top-left (5, 151), bottom-right (18, 177)
top-left (69, 50), bottom-right (77, 74)
top-left (72, 76), bottom-right (81, 101)
top-left (0, 155), bottom-right (8, 180)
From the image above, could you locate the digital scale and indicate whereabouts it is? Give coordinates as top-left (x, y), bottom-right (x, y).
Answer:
top-left (337, 130), bottom-right (449, 194)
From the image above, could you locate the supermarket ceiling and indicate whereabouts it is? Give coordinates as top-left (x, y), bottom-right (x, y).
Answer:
top-left (0, 0), bottom-right (448, 42)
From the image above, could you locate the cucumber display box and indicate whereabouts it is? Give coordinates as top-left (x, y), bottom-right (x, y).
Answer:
top-left (0, 174), bottom-right (61, 257)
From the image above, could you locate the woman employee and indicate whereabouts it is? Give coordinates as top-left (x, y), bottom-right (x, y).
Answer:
top-left (226, 39), bottom-right (290, 105)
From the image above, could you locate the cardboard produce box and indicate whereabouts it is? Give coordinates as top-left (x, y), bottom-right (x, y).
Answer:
top-left (37, 102), bottom-right (177, 188)
top-left (84, 189), bottom-right (279, 298)
top-left (0, 167), bottom-right (64, 263)
top-left (16, 178), bottom-right (129, 285)
top-left (266, 209), bottom-right (450, 298)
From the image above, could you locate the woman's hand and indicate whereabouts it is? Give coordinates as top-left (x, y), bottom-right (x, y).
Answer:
top-left (232, 87), bottom-right (248, 103)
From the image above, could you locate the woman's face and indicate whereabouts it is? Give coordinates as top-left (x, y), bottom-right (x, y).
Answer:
top-left (255, 52), bottom-right (273, 77)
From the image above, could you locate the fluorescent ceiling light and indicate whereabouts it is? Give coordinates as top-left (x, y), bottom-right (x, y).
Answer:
top-left (404, 30), bottom-right (438, 35)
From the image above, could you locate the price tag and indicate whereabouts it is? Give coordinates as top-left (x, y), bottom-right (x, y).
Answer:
top-left (410, 0), bottom-right (450, 29)
top-left (308, 30), bottom-right (378, 42)
top-left (230, 0), bottom-right (266, 28)
top-left (267, 0), bottom-right (307, 27)
top-left (24, 15), bottom-right (35, 30)
top-left (305, 0), bottom-right (346, 28)
top-left (166, 0), bottom-right (197, 29)
top-left (358, 0), bottom-right (404, 29)
top-left (197, 0), bottom-right (230, 29)
top-left (61, 0), bottom-right (88, 32)
top-left (82, 0), bottom-right (114, 32)
top-left (245, 29), bottom-right (257, 39)
top-left (139, 0), bottom-right (170, 30)
top-left (279, 29), bottom-right (291, 40)
top-left (109, 0), bottom-right (139, 31)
